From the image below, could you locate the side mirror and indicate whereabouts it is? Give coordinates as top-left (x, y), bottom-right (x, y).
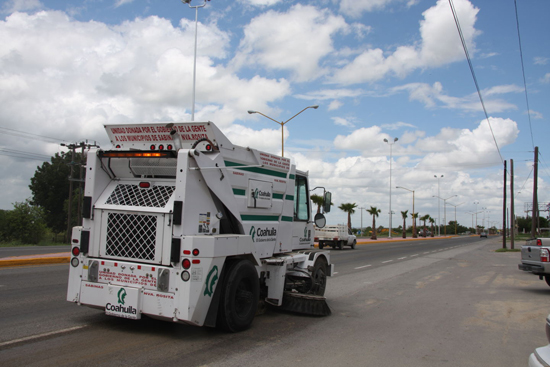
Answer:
top-left (323, 191), bottom-right (332, 213)
top-left (314, 213), bottom-right (326, 228)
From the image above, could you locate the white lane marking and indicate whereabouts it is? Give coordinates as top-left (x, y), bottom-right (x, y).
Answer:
top-left (398, 257), bottom-right (407, 260)
top-left (0, 325), bottom-right (87, 347)
top-left (382, 260), bottom-right (393, 264)
top-left (333, 272), bottom-right (339, 275)
top-left (410, 254), bottom-right (419, 257)
top-left (355, 265), bottom-right (372, 269)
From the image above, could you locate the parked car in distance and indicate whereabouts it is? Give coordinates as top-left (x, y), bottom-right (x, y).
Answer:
top-left (528, 314), bottom-right (550, 367)
top-left (480, 232), bottom-right (487, 238)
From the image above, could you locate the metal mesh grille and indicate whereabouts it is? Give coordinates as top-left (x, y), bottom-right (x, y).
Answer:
top-left (105, 184), bottom-right (175, 208)
top-left (105, 213), bottom-right (157, 261)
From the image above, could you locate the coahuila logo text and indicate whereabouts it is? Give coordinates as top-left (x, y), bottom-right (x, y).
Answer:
top-left (105, 287), bottom-right (137, 316)
top-left (249, 226), bottom-right (277, 242)
top-left (300, 226), bottom-right (311, 242)
top-left (254, 188), bottom-right (271, 199)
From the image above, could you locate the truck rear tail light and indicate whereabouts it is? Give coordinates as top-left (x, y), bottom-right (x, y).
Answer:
top-left (182, 259), bottom-right (191, 269)
top-left (541, 249), bottom-right (549, 263)
top-left (192, 249), bottom-right (200, 256)
top-left (139, 182), bottom-right (151, 189)
top-left (70, 258), bottom-right (79, 267)
top-left (537, 239), bottom-right (543, 246)
top-left (333, 237), bottom-right (338, 241)
top-left (314, 237), bottom-right (319, 242)
top-left (71, 247), bottom-right (80, 256)
top-left (192, 259), bottom-right (200, 264)
top-left (183, 250), bottom-right (191, 255)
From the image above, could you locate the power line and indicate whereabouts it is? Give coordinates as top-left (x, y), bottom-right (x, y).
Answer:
top-left (513, 0), bottom-right (535, 149)
top-left (0, 148), bottom-right (52, 161)
top-left (447, 0), bottom-right (503, 163)
top-left (0, 126), bottom-right (68, 144)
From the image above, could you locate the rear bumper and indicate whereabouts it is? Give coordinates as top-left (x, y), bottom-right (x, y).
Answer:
top-left (519, 263), bottom-right (547, 274)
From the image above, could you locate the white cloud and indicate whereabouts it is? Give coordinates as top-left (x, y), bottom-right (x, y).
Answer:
top-left (332, 117), bottom-right (355, 128)
top-left (239, 0), bottom-right (282, 6)
top-left (392, 82), bottom-right (519, 113)
top-left (328, 100), bottom-right (343, 111)
top-left (541, 73), bottom-right (550, 84)
top-left (331, 0), bottom-right (480, 84)
top-left (534, 57), bottom-right (549, 65)
top-left (1, 0), bottom-right (42, 13)
top-left (232, 4), bottom-right (349, 82)
top-left (339, 0), bottom-right (405, 18)
top-left (114, 0), bottom-right (134, 8)
top-left (382, 121), bottom-right (416, 130)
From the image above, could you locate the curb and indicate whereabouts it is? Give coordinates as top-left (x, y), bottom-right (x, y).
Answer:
top-left (0, 254), bottom-right (70, 268)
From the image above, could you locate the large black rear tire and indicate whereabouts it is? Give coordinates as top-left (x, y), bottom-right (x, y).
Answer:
top-left (217, 260), bottom-right (259, 332)
top-left (545, 275), bottom-right (550, 287)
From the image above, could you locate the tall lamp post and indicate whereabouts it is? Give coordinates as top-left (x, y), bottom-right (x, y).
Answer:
top-left (396, 186), bottom-right (416, 238)
top-left (384, 137), bottom-right (398, 238)
top-left (434, 175), bottom-right (443, 236)
top-left (248, 105), bottom-right (319, 157)
top-left (473, 201), bottom-right (479, 234)
top-left (433, 195), bottom-right (457, 235)
top-left (181, 0), bottom-right (209, 122)
top-left (447, 202), bottom-right (464, 235)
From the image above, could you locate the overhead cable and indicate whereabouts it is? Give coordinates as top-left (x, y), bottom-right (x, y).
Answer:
top-left (447, 0), bottom-right (503, 163)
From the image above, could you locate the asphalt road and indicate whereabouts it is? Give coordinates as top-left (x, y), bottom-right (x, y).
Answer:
top-left (0, 237), bottom-right (548, 367)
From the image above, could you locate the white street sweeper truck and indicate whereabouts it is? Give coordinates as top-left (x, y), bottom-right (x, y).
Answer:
top-left (67, 121), bottom-right (333, 332)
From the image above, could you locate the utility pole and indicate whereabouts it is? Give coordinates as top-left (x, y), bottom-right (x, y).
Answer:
top-left (532, 147), bottom-right (538, 238)
top-left (502, 160), bottom-right (507, 249)
top-left (510, 159), bottom-right (515, 249)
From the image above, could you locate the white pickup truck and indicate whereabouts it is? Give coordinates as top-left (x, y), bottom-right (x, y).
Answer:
top-left (518, 238), bottom-right (550, 287)
top-left (314, 224), bottom-right (357, 250)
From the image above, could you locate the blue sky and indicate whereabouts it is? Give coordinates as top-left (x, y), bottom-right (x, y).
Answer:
top-left (0, 0), bottom-right (549, 231)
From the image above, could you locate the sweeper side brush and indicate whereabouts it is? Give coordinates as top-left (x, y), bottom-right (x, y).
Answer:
top-left (280, 291), bottom-right (332, 316)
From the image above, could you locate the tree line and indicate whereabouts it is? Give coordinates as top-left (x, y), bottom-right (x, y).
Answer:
top-left (0, 152), bottom-right (82, 245)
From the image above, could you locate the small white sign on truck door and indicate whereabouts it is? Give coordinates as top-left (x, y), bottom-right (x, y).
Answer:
top-left (247, 179), bottom-right (273, 208)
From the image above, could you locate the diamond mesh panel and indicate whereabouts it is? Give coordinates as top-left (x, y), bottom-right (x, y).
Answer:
top-left (105, 213), bottom-right (157, 261)
top-left (105, 184), bottom-right (175, 208)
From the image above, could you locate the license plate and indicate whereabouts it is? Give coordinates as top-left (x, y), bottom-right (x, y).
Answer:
top-left (105, 285), bottom-right (141, 320)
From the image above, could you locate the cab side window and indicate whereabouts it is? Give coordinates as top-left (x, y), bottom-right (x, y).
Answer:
top-left (294, 175), bottom-right (309, 221)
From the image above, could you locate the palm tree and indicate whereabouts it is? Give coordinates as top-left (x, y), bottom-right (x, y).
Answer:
top-left (367, 206), bottom-right (382, 240)
top-left (338, 203), bottom-right (357, 230)
top-left (429, 217), bottom-right (435, 237)
top-left (310, 194), bottom-right (324, 214)
top-left (420, 214), bottom-right (430, 237)
top-left (411, 212), bottom-right (418, 238)
top-left (401, 210), bottom-right (408, 238)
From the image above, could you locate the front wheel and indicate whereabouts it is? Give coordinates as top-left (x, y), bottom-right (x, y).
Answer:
top-left (545, 275), bottom-right (550, 287)
top-left (217, 260), bottom-right (259, 332)
top-left (338, 241), bottom-right (343, 250)
top-left (351, 240), bottom-right (356, 249)
top-left (310, 256), bottom-right (328, 296)
top-left (318, 241), bottom-right (324, 250)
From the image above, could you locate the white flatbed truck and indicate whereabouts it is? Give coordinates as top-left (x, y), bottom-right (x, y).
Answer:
top-left (67, 122), bottom-right (333, 332)
top-left (315, 224), bottom-right (357, 250)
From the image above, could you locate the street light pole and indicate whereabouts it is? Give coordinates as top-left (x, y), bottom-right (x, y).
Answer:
top-left (248, 105), bottom-right (319, 157)
top-left (434, 175), bottom-right (443, 236)
top-left (433, 195), bottom-right (457, 236)
top-left (474, 201), bottom-right (479, 234)
top-left (182, 0), bottom-right (208, 122)
top-left (447, 202), bottom-right (464, 235)
top-left (384, 137), bottom-right (398, 238)
top-left (396, 186), bottom-right (416, 238)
